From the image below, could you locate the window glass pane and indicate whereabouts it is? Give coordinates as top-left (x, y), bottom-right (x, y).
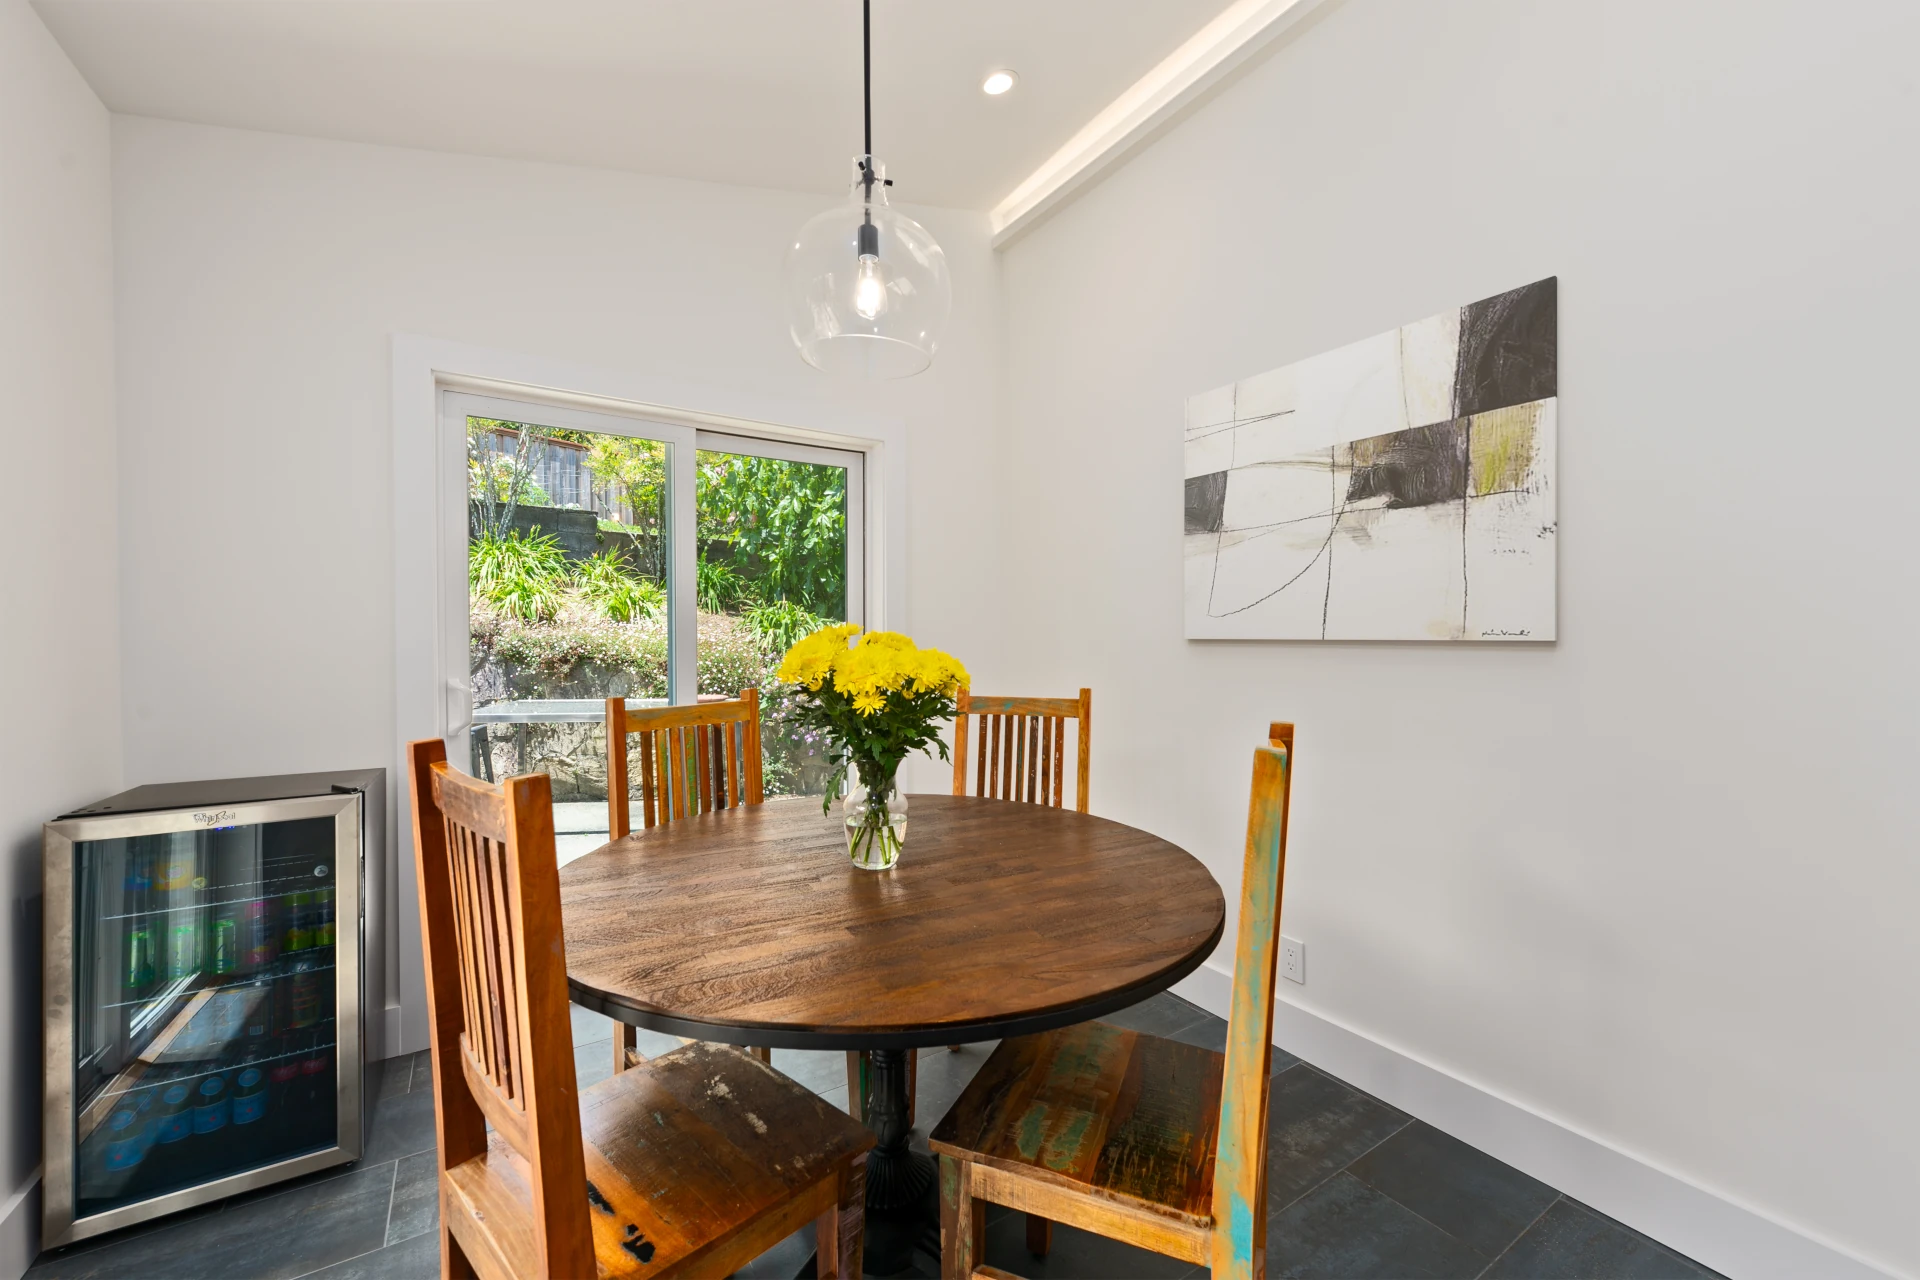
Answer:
top-left (695, 449), bottom-right (851, 799)
top-left (466, 417), bottom-right (670, 861)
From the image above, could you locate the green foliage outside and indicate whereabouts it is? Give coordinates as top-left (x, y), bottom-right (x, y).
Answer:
top-left (574, 550), bottom-right (665, 623)
top-left (470, 531), bottom-right (660, 625)
top-left (697, 451), bottom-right (848, 616)
top-left (742, 599), bottom-right (829, 655)
top-left (469, 529), bottom-right (568, 622)
top-left (695, 559), bottom-right (750, 614)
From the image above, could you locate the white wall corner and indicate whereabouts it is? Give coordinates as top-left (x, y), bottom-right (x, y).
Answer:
top-left (1169, 962), bottom-right (1902, 1280)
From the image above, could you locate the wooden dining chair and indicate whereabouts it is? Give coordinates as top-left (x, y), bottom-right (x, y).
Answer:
top-left (407, 738), bottom-right (873, 1280)
top-left (950, 687), bottom-right (1091, 812)
top-left (606, 688), bottom-right (763, 838)
top-left (605, 690), bottom-right (766, 1074)
top-left (930, 724), bottom-right (1295, 1280)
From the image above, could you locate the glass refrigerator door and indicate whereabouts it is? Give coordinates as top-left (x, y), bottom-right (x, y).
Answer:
top-left (71, 817), bottom-right (340, 1219)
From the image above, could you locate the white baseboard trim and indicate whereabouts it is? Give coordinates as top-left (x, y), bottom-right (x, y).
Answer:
top-left (0, 1170), bottom-right (40, 1280)
top-left (1170, 961), bottom-right (1901, 1280)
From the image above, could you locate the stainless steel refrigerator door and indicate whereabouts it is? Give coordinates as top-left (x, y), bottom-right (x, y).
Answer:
top-left (42, 792), bottom-right (365, 1248)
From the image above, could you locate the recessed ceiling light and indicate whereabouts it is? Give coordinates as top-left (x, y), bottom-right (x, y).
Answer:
top-left (982, 70), bottom-right (1017, 96)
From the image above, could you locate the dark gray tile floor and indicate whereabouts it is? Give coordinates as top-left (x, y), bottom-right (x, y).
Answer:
top-left (28, 994), bottom-right (1723, 1279)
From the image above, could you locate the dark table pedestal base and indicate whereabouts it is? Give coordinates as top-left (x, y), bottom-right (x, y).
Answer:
top-left (798, 1047), bottom-right (944, 1276)
top-left (864, 1048), bottom-right (934, 1211)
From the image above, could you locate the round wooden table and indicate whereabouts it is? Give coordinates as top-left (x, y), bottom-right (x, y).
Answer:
top-left (558, 793), bottom-right (1225, 1232)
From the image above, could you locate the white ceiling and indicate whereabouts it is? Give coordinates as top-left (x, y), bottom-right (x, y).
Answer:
top-left (32, 0), bottom-right (1234, 211)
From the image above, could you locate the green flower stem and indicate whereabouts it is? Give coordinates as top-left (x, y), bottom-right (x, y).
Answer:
top-left (848, 813), bottom-right (902, 867)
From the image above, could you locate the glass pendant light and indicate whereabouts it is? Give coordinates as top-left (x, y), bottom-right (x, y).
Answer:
top-left (786, 0), bottom-right (950, 379)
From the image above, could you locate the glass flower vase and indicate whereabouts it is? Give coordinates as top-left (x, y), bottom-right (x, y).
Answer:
top-left (843, 769), bottom-right (907, 871)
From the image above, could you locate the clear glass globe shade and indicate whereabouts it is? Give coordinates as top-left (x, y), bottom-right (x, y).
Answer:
top-left (786, 163), bottom-right (952, 379)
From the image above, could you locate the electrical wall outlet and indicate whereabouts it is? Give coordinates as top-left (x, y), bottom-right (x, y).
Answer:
top-left (1280, 936), bottom-right (1305, 984)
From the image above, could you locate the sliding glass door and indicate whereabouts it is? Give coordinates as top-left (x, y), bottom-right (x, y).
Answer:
top-left (438, 390), bottom-right (864, 858)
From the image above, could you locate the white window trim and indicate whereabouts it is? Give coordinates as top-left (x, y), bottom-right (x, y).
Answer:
top-left (388, 334), bottom-right (908, 1057)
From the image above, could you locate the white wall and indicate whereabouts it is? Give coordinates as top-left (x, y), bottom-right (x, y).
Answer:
top-left (110, 115), bottom-right (1003, 1051)
top-left (0, 0), bottom-right (118, 1270)
top-left (996, 1), bottom-right (1917, 1276)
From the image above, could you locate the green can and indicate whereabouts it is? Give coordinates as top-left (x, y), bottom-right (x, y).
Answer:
top-left (124, 925), bottom-right (155, 991)
top-left (166, 920), bottom-right (200, 980)
top-left (312, 889), bottom-right (335, 947)
top-left (283, 892), bottom-right (312, 952)
top-left (210, 917), bottom-right (238, 975)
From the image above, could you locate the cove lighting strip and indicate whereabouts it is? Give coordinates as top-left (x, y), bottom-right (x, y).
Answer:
top-left (988, 0), bottom-right (1329, 248)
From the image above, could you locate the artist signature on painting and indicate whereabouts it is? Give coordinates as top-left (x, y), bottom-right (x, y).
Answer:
top-left (1481, 629), bottom-right (1532, 637)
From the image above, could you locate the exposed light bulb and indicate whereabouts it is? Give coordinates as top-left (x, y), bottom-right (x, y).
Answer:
top-left (982, 70), bottom-right (1016, 96)
top-left (853, 254), bottom-right (887, 320)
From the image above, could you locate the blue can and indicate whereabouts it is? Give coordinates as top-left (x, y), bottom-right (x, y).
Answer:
top-left (155, 1083), bottom-right (193, 1144)
top-left (231, 1068), bottom-right (266, 1125)
top-left (102, 1109), bottom-right (147, 1170)
top-left (192, 1075), bottom-right (229, 1134)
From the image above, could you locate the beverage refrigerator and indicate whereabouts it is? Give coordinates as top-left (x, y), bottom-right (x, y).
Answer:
top-left (41, 769), bottom-right (384, 1249)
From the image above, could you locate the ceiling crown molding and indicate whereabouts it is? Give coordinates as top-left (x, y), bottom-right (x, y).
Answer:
top-left (988, 0), bottom-right (1329, 249)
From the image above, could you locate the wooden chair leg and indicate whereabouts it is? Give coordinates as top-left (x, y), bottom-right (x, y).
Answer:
top-left (845, 1050), bottom-right (866, 1121)
top-left (442, 1221), bottom-right (477, 1280)
top-left (939, 1156), bottom-right (985, 1280)
top-left (747, 1045), bottom-right (772, 1065)
top-left (612, 1023), bottom-right (638, 1075)
top-left (1026, 1212), bottom-right (1053, 1256)
top-left (816, 1154), bottom-right (867, 1279)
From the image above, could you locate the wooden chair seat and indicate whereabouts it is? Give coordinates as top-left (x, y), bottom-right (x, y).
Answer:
top-left (444, 1041), bottom-right (874, 1278)
top-left (928, 1021), bottom-right (1223, 1264)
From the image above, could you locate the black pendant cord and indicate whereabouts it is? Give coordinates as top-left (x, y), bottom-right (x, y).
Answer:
top-left (855, 0), bottom-right (888, 228)
top-left (863, 0), bottom-right (872, 162)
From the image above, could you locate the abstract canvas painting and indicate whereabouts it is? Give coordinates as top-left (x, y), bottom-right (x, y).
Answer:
top-left (1184, 277), bottom-right (1557, 641)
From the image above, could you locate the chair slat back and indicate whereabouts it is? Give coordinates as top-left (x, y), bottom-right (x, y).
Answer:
top-left (606, 688), bottom-right (764, 840)
top-left (950, 687), bottom-right (1091, 813)
top-left (407, 739), bottom-right (593, 1278)
top-left (1209, 723), bottom-right (1295, 1280)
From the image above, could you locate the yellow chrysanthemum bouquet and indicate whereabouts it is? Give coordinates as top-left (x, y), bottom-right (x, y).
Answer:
top-left (775, 625), bottom-right (969, 869)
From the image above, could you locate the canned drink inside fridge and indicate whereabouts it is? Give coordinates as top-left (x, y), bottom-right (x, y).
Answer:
top-left (101, 1106), bottom-right (147, 1171)
top-left (154, 1079), bottom-right (193, 1144)
top-left (289, 960), bottom-right (321, 1030)
top-left (313, 889), bottom-right (335, 947)
top-left (210, 916), bottom-right (238, 975)
top-left (124, 925), bottom-right (155, 991)
top-left (166, 920), bottom-right (200, 981)
top-left (241, 899), bottom-right (277, 969)
top-left (232, 1066), bottom-right (267, 1125)
top-left (192, 1074), bottom-right (230, 1135)
top-left (283, 892), bottom-right (312, 952)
